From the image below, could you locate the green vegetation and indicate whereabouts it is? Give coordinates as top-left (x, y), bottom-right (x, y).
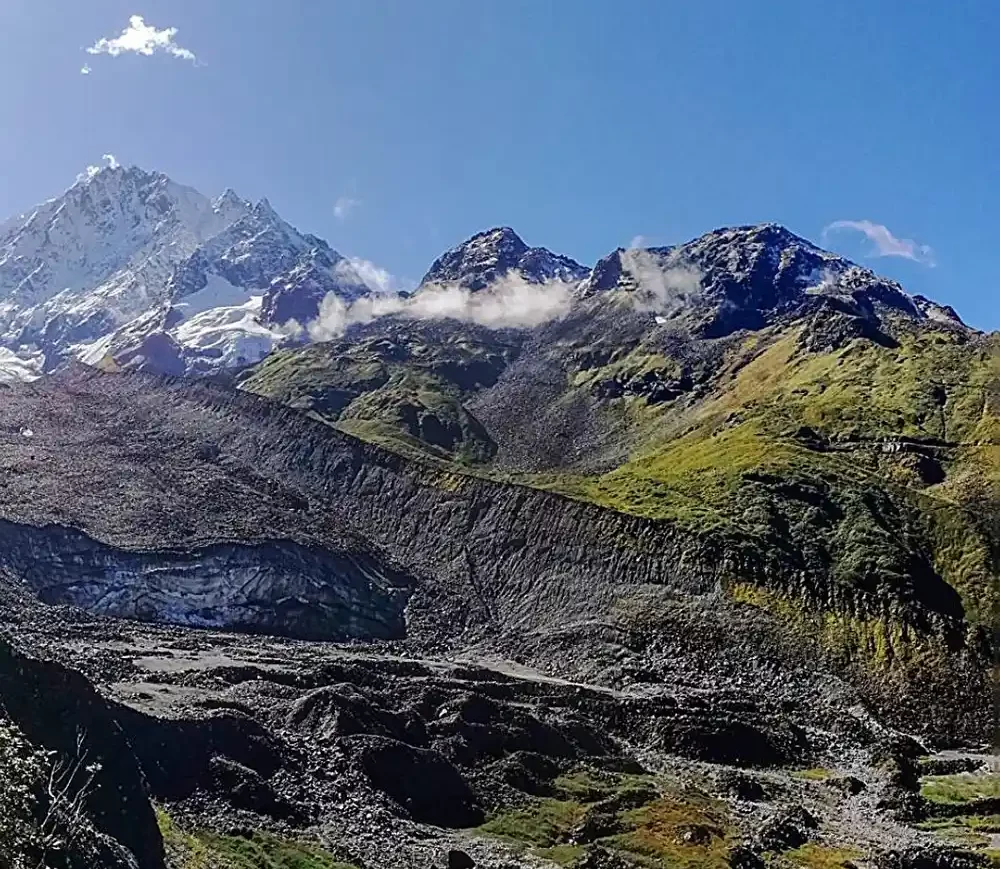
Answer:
top-left (920, 770), bottom-right (1000, 805)
top-left (912, 767), bottom-right (1000, 853)
top-left (157, 810), bottom-right (357, 869)
top-left (0, 719), bottom-right (114, 869)
top-left (477, 766), bottom-right (737, 868)
top-left (605, 797), bottom-right (731, 868)
top-left (917, 814), bottom-right (1000, 850)
top-left (240, 325), bottom-right (517, 464)
top-left (242, 304), bottom-right (1000, 719)
top-left (780, 843), bottom-right (864, 868)
top-left (790, 768), bottom-right (832, 782)
top-left (479, 798), bottom-right (587, 848)
top-left (0, 720), bottom-right (54, 869)
top-left (552, 768), bottom-right (656, 802)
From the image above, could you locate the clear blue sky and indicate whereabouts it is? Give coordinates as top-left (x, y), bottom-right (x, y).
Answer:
top-left (1, 1), bottom-right (997, 327)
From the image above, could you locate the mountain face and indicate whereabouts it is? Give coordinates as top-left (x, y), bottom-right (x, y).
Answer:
top-left (0, 169), bottom-right (996, 866)
top-left (581, 223), bottom-right (964, 338)
top-left (241, 220), bottom-right (996, 750)
top-left (420, 226), bottom-right (590, 290)
top-left (0, 165), bottom-right (373, 376)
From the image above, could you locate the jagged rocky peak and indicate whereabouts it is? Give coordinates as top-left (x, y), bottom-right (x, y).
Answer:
top-left (420, 226), bottom-right (589, 291)
top-left (581, 222), bottom-right (960, 337)
top-left (211, 187), bottom-right (251, 221)
top-left (166, 193), bottom-right (372, 328)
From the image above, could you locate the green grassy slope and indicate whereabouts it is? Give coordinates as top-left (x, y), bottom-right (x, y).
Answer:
top-left (239, 323), bottom-right (520, 465)
top-left (240, 306), bottom-right (998, 729)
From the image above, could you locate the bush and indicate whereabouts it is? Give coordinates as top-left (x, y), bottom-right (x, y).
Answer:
top-left (0, 719), bottom-right (123, 869)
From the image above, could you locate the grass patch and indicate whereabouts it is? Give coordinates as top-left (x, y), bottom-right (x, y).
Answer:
top-left (553, 768), bottom-right (656, 803)
top-left (478, 798), bottom-right (587, 848)
top-left (536, 844), bottom-right (587, 866)
top-left (607, 797), bottom-right (732, 869)
top-left (917, 812), bottom-right (1000, 851)
top-left (477, 768), bottom-right (734, 868)
top-left (157, 809), bottom-right (357, 869)
top-left (791, 768), bottom-right (832, 782)
top-left (921, 771), bottom-right (1000, 805)
top-left (782, 843), bottom-right (864, 868)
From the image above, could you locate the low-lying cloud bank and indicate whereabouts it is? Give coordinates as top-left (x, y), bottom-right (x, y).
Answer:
top-left (296, 249), bottom-right (706, 342)
top-left (302, 273), bottom-right (580, 341)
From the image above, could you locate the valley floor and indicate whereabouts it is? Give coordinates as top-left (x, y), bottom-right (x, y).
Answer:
top-left (10, 600), bottom-right (997, 869)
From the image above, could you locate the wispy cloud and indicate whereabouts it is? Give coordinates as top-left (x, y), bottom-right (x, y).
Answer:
top-left (823, 219), bottom-right (935, 266)
top-left (87, 15), bottom-right (197, 63)
top-left (333, 196), bottom-right (361, 221)
top-left (77, 154), bottom-right (120, 182)
top-left (301, 273), bottom-right (578, 342)
top-left (620, 246), bottom-right (703, 315)
top-left (336, 257), bottom-right (401, 295)
top-left (80, 64), bottom-right (92, 75)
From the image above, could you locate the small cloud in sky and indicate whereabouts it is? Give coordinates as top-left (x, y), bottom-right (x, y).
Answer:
top-left (80, 64), bottom-right (92, 75)
top-left (333, 196), bottom-right (361, 221)
top-left (338, 257), bottom-right (403, 295)
top-left (77, 154), bottom-right (121, 182)
top-left (823, 219), bottom-right (935, 266)
top-left (87, 15), bottom-right (196, 63)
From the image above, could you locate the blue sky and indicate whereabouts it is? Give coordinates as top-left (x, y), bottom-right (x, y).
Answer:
top-left (1, 1), bottom-right (997, 327)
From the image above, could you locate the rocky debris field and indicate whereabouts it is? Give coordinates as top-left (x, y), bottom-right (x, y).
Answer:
top-left (3, 589), bottom-right (996, 869)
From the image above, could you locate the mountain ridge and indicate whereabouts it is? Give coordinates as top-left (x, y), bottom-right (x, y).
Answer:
top-left (0, 165), bottom-right (996, 867)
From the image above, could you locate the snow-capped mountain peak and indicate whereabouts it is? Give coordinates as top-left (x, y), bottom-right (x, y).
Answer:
top-left (0, 164), bottom-right (375, 377)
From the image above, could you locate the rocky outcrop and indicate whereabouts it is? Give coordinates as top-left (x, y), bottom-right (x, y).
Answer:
top-left (420, 227), bottom-right (588, 291)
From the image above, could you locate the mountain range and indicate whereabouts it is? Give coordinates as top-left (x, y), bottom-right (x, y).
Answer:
top-left (0, 163), bottom-right (967, 385)
top-left (0, 164), bottom-right (996, 868)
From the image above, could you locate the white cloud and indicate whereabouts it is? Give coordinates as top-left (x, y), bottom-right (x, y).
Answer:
top-left (80, 64), bottom-right (92, 75)
top-left (333, 196), bottom-right (361, 221)
top-left (823, 219), bottom-right (935, 266)
top-left (304, 273), bottom-right (578, 343)
top-left (619, 246), bottom-right (704, 315)
top-left (336, 257), bottom-right (402, 295)
top-left (87, 15), bottom-right (196, 62)
top-left (77, 154), bottom-right (121, 182)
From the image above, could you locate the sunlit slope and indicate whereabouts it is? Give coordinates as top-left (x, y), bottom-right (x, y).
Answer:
top-left (565, 324), bottom-right (998, 620)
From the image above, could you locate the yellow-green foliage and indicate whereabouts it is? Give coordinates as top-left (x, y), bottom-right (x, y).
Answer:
top-left (917, 813), bottom-right (1000, 851)
top-left (246, 309), bottom-right (1000, 681)
top-left (570, 345), bottom-right (682, 389)
top-left (479, 798), bottom-right (587, 848)
top-left (729, 582), bottom-right (949, 679)
top-left (780, 843), bottom-right (864, 869)
top-left (157, 810), bottom-right (356, 869)
top-left (478, 768), bottom-right (735, 868)
top-left (551, 768), bottom-right (658, 803)
top-left (241, 330), bottom-right (511, 464)
top-left (790, 768), bottom-right (832, 782)
top-left (607, 797), bottom-right (732, 869)
top-left (921, 771), bottom-right (1000, 805)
